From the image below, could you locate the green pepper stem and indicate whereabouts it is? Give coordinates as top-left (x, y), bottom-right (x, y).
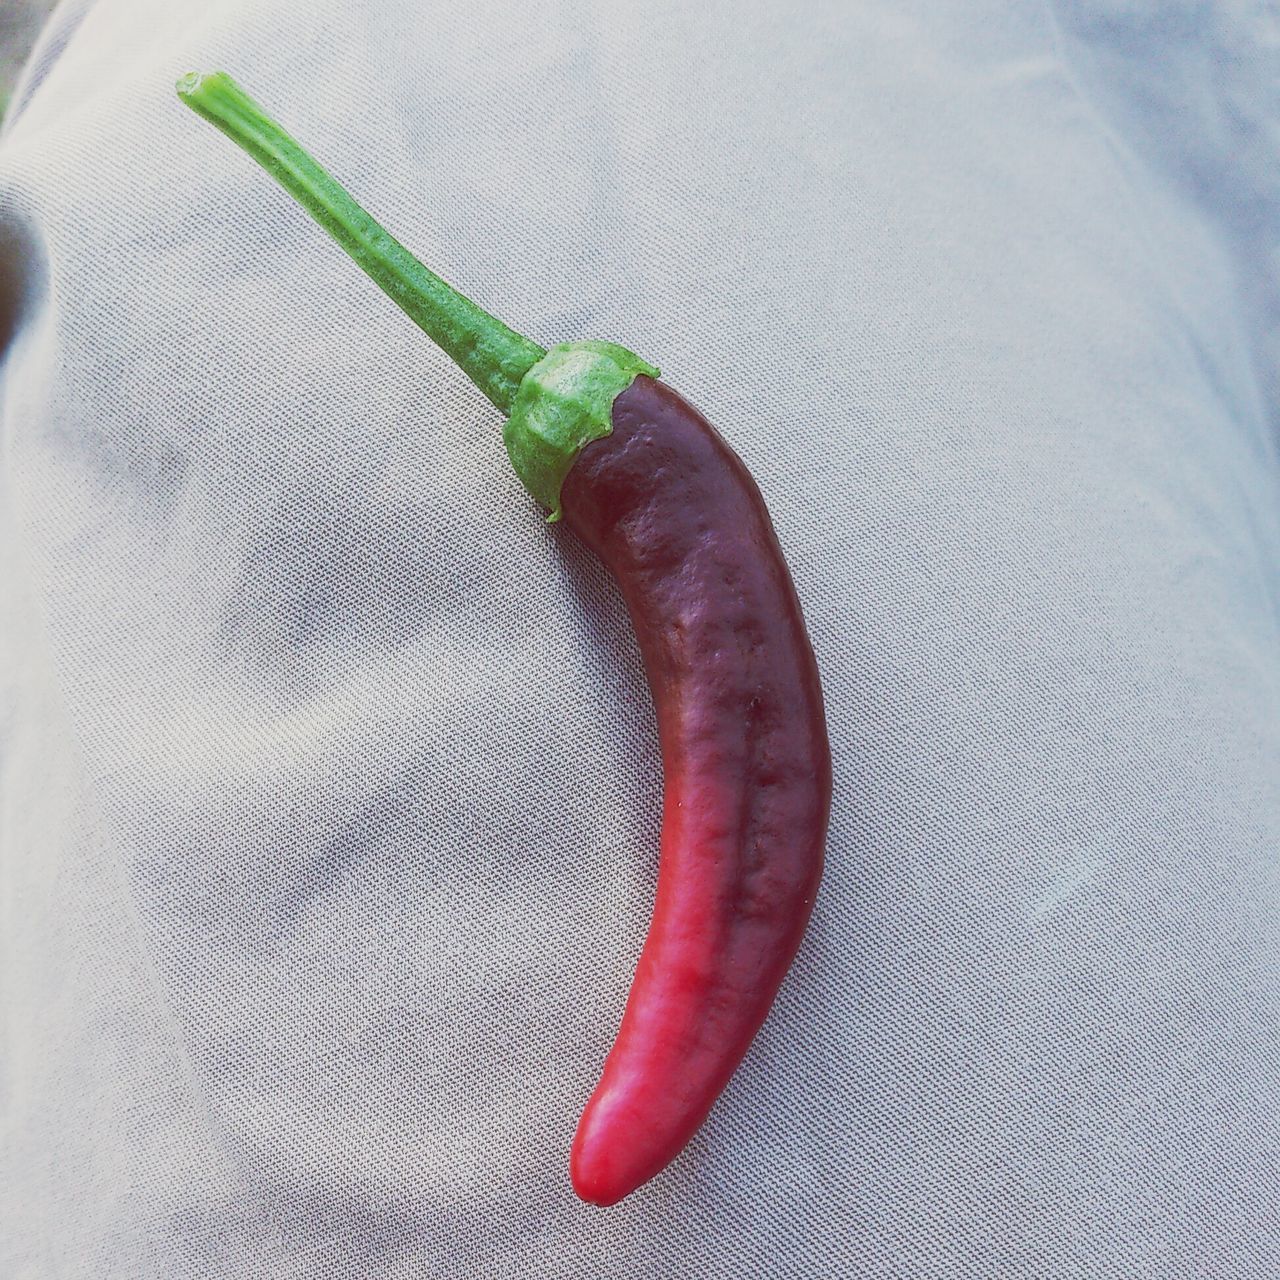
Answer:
top-left (176, 71), bottom-right (545, 414)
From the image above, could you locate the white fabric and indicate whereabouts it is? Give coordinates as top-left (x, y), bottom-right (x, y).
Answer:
top-left (2, 1), bottom-right (1279, 1275)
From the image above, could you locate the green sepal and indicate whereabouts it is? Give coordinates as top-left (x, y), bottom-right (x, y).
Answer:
top-left (504, 341), bottom-right (658, 521)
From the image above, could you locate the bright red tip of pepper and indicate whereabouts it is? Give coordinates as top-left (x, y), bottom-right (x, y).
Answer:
top-left (570, 1093), bottom-right (645, 1207)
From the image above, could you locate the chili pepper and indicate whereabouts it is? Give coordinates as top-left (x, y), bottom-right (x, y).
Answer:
top-left (177, 71), bottom-right (832, 1207)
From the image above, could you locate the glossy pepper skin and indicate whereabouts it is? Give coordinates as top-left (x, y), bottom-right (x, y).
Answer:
top-left (563, 378), bottom-right (830, 1205)
top-left (177, 72), bottom-right (831, 1207)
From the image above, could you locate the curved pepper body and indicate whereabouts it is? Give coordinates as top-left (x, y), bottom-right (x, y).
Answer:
top-left (563, 377), bottom-right (832, 1206)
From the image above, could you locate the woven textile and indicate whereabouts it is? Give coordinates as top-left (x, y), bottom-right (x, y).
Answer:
top-left (2, 2), bottom-right (1279, 1275)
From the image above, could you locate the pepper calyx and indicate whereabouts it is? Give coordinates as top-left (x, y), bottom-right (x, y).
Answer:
top-left (503, 340), bottom-right (658, 521)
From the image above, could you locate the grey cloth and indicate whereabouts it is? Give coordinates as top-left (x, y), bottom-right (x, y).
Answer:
top-left (2, 1), bottom-right (1279, 1276)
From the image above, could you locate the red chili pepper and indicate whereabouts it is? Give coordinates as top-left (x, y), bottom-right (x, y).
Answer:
top-left (562, 379), bottom-right (830, 1204)
top-left (178, 72), bottom-right (832, 1207)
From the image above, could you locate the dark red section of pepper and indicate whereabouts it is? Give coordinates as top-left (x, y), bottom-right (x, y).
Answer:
top-left (563, 377), bottom-right (832, 1206)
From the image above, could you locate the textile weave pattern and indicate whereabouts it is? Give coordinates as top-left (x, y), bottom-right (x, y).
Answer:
top-left (1, 1), bottom-right (1278, 1275)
